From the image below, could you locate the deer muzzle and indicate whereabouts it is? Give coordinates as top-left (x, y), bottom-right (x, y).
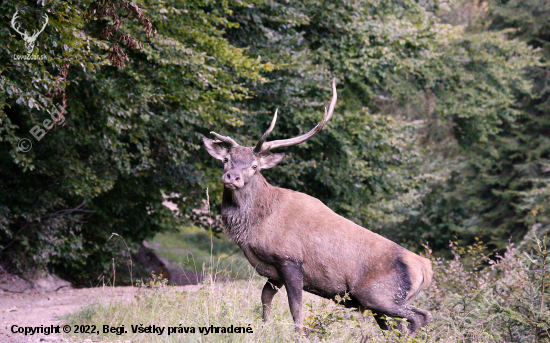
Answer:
top-left (221, 170), bottom-right (244, 189)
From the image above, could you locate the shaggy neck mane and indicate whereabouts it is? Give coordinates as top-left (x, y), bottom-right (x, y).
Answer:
top-left (221, 173), bottom-right (276, 244)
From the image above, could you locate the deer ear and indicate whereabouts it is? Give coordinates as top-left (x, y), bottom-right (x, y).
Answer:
top-left (259, 153), bottom-right (285, 170)
top-left (203, 137), bottom-right (229, 161)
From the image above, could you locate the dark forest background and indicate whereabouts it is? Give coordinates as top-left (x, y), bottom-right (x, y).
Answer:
top-left (1, 0), bottom-right (548, 286)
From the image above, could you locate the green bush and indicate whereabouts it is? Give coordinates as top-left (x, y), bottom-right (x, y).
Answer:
top-left (420, 233), bottom-right (550, 342)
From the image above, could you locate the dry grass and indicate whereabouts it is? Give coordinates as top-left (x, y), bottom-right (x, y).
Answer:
top-left (64, 270), bottom-right (390, 342)
top-left (64, 233), bottom-right (550, 342)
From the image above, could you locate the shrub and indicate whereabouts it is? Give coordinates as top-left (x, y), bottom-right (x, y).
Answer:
top-left (419, 233), bottom-right (550, 342)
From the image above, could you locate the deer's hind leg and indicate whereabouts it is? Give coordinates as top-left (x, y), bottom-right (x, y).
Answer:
top-left (352, 288), bottom-right (430, 335)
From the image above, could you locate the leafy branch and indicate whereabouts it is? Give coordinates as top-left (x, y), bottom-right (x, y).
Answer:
top-left (84, 0), bottom-right (157, 67)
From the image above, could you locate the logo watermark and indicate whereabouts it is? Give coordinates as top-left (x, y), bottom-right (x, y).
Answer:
top-left (12, 54), bottom-right (48, 61)
top-left (17, 104), bottom-right (67, 152)
top-left (10, 10), bottom-right (49, 59)
top-left (18, 138), bottom-right (32, 153)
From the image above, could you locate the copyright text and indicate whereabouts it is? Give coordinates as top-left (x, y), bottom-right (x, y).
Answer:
top-left (11, 324), bottom-right (254, 336)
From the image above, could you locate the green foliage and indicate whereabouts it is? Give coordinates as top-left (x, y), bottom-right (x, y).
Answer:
top-left (222, 0), bottom-right (428, 224)
top-left (422, 234), bottom-right (550, 342)
top-left (490, 235), bottom-right (550, 341)
top-left (302, 293), bottom-right (355, 337)
top-left (0, 0), bottom-right (544, 284)
top-left (364, 0), bottom-right (545, 252)
top-left (224, 0), bottom-right (538, 233)
top-left (0, 0), bottom-right (265, 283)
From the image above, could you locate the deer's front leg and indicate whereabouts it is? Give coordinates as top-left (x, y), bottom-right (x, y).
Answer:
top-left (278, 260), bottom-right (304, 333)
top-left (261, 278), bottom-right (283, 322)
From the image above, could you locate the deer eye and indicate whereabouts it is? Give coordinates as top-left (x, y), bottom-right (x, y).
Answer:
top-left (223, 158), bottom-right (228, 163)
top-left (252, 165), bottom-right (257, 170)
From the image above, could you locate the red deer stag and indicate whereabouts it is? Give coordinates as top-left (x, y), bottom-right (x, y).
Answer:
top-left (203, 80), bottom-right (432, 335)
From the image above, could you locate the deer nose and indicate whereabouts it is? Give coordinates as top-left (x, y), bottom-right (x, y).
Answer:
top-left (222, 172), bottom-right (240, 184)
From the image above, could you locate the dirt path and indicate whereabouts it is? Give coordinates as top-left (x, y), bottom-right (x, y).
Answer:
top-left (0, 286), bottom-right (198, 343)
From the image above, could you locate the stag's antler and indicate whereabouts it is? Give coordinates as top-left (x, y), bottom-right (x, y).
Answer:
top-left (254, 79), bottom-right (337, 153)
top-left (10, 11), bottom-right (27, 38)
top-left (253, 109), bottom-right (278, 153)
top-left (209, 80), bottom-right (337, 152)
top-left (30, 13), bottom-right (49, 39)
top-left (210, 132), bottom-right (239, 148)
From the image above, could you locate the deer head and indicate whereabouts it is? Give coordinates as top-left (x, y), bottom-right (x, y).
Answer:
top-left (11, 10), bottom-right (49, 55)
top-left (203, 79), bottom-right (337, 190)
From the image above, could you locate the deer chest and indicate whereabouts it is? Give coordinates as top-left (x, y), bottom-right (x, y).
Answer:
top-left (239, 245), bottom-right (280, 281)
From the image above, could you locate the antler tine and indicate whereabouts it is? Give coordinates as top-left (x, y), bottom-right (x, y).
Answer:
top-left (260, 79), bottom-right (337, 152)
top-left (253, 108), bottom-right (278, 154)
top-left (11, 11), bottom-right (26, 37)
top-left (210, 131), bottom-right (239, 147)
top-left (31, 13), bottom-right (48, 39)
